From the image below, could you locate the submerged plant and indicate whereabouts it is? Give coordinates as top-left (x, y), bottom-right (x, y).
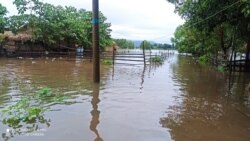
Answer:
top-left (103, 59), bottom-right (113, 65)
top-left (150, 56), bottom-right (164, 64)
top-left (1, 97), bottom-right (46, 128)
top-left (0, 87), bottom-right (56, 129)
top-left (35, 87), bottom-right (71, 105)
top-left (0, 87), bottom-right (75, 140)
top-left (36, 87), bottom-right (52, 97)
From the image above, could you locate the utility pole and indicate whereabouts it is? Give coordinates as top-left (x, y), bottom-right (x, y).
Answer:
top-left (92, 0), bottom-right (100, 83)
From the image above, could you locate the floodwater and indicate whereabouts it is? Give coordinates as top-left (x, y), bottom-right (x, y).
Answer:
top-left (0, 54), bottom-right (250, 141)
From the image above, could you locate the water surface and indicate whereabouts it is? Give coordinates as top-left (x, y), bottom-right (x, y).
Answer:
top-left (0, 55), bottom-right (249, 141)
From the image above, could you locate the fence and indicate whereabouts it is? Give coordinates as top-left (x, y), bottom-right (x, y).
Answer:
top-left (228, 59), bottom-right (250, 72)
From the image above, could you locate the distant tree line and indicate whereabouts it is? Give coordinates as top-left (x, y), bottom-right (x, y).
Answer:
top-left (139, 40), bottom-right (172, 50)
top-left (152, 43), bottom-right (173, 49)
top-left (113, 38), bottom-right (135, 49)
top-left (0, 0), bottom-right (113, 51)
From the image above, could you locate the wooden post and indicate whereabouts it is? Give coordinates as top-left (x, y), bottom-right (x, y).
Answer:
top-left (245, 41), bottom-right (250, 71)
top-left (233, 51), bottom-right (236, 71)
top-left (113, 44), bottom-right (115, 65)
top-left (92, 0), bottom-right (100, 83)
top-left (142, 41), bottom-right (146, 66)
top-left (149, 47), bottom-right (152, 64)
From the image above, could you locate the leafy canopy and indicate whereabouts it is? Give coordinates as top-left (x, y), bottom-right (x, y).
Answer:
top-left (5, 0), bottom-right (113, 50)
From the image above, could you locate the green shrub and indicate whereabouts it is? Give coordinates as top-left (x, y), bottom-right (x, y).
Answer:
top-left (150, 56), bottom-right (164, 64)
top-left (1, 87), bottom-right (74, 140)
top-left (103, 59), bottom-right (113, 65)
top-left (198, 55), bottom-right (209, 65)
top-left (217, 65), bottom-right (226, 73)
top-left (1, 97), bottom-right (45, 128)
top-left (36, 87), bottom-right (52, 97)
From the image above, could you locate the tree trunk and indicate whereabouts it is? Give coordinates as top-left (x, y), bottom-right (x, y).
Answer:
top-left (219, 27), bottom-right (227, 60)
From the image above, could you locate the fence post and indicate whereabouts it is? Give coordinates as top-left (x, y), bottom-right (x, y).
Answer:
top-left (113, 44), bottom-right (115, 65)
top-left (143, 41), bottom-right (146, 66)
top-left (149, 48), bottom-right (152, 64)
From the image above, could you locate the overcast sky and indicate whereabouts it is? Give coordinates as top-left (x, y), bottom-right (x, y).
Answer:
top-left (0, 0), bottom-right (184, 43)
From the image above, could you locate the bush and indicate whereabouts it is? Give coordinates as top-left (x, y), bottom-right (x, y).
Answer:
top-left (1, 98), bottom-right (45, 128)
top-left (217, 64), bottom-right (226, 73)
top-left (150, 56), bottom-right (164, 64)
top-left (103, 59), bottom-right (113, 65)
top-left (198, 55), bottom-right (209, 65)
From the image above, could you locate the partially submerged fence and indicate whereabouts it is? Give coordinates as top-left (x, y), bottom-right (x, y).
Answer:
top-left (2, 43), bottom-right (174, 66)
top-left (107, 49), bottom-right (172, 66)
top-left (228, 59), bottom-right (250, 72)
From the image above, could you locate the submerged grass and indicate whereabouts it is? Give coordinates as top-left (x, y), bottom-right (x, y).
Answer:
top-left (102, 59), bottom-right (113, 65)
top-left (0, 88), bottom-right (53, 129)
top-left (1, 97), bottom-right (46, 128)
top-left (150, 56), bottom-right (164, 64)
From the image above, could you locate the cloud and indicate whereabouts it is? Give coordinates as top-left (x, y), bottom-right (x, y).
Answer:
top-left (0, 0), bottom-right (184, 43)
top-left (101, 0), bottom-right (185, 43)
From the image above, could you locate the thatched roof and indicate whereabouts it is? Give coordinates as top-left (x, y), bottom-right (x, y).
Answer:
top-left (4, 31), bottom-right (32, 42)
top-left (106, 44), bottom-right (119, 52)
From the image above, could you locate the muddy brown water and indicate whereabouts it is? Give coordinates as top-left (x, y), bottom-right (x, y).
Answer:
top-left (0, 55), bottom-right (250, 141)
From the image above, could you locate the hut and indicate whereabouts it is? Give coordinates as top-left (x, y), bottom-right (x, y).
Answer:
top-left (3, 30), bottom-right (46, 57)
top-left (105, 41), bottom-right (119, 54)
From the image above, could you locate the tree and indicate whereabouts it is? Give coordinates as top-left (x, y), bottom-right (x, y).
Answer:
top-left (0, 4), bottom-right (7, 33)
top-left (6, 14), bottom-right (30, 34)
top-left (168, 0), bottom-right (250, 62)
top-left (140, 40), bottom-right (152, 50)
top-left (113, 38), bottom-right (135, 49)
top-left (152, 43), bottom-right (172, 49)
top-left (12, 0), bottom-right (112, 51)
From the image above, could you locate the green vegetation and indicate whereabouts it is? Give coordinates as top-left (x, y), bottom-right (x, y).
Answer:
top-left (36, 87), bottom-right (52, 97)
top-left (0, 4), bottom-right (7, 33)
top-left (0, 87), bottom-right (68, 129)
top-left (139, 40), bottom-right (173, 50)
top-left (140, 40), bottom-right (153, 50)
top-left (113, 38), bottom-right (135, 49)
top-left (102, 58), bottom-right (113, 65)
top-left (152, 43), bottom-right (173, 49)
top-left (217, 65), bottom-right (226, 73)
top-left (0, 4), bottom-right (7, 46)
top-left (1, 0), bottom-right (112, 51)
top-left (150, 56), bottom-right (164, 64)
top-left (0, 33), bottom-right (4, 43)
top-left (198, 55), bottom-right (209, 65)
top-left (0, 87), bottom-right (75, 140)
top-left (1, 97), bottom-right (46, 128)
top-left (168, 0), bottom-right (250, 64)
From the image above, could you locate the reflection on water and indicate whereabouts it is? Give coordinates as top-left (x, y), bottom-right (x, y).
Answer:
top-left (160, 56), bottom-right (250, 141)
top-left (0, 58), bottom-right (110, 141)
top-left (140, 66), bottom-right (146, 91)
top-left (90, 83), bottom-right (103, 141)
